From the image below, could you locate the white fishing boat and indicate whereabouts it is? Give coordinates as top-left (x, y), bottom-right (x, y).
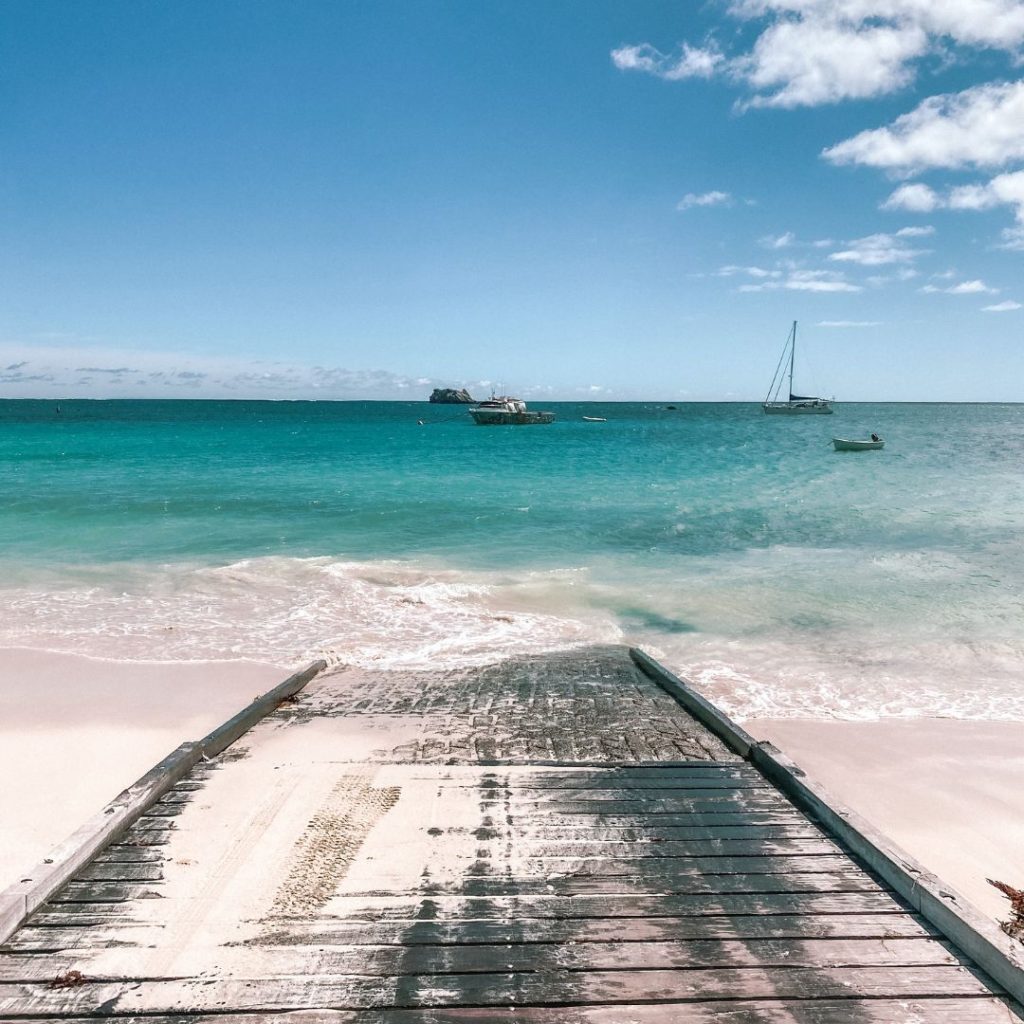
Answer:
top-left (833, 436), bottom-right (884, 451)
top-left (469, 396), bottom-right (555, 425)
top-left (763, 321), bottom-right (833, 415)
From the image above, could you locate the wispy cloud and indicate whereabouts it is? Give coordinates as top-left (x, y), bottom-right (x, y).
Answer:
top-left (0, 343), bottom-right (472, 400)
top-left (740, 268), bottom-right (862, 293)
top-left (828, 229), bottom-right (931, 266)
top-left (982, 300), bottom-right (1022, 311)
top-left (817, 320), bottom-right (882, 327)
top-left (715, 264), bottom-right (781, 279)
top-left (949, 279), bottom-right (998, 294)
top-left (677, 190), bottom-right (733, 210)
top-left (922, 278), bottom-right (999, 295)
top-left (760, 231), bottom-right (796, 248)
top-left (611, 42), bottom-right (724, 81)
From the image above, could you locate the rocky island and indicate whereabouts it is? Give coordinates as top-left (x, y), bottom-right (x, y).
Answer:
top-left (428, 387), bottom-right (475, 404)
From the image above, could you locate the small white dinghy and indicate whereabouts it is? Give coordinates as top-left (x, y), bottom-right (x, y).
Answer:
top-left (832, 436), bottom-right (884, 451)
top-left (582, 416), bottom-right (607, 422)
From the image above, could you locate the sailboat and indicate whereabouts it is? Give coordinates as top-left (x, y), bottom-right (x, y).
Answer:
top-left (762, 321), bottom-right (833, 415)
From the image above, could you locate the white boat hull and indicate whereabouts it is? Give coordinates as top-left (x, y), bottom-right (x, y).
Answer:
top-left (763, 401), bottom-right (833, 415)
top-left (832, 437), bottom-right (884, 451)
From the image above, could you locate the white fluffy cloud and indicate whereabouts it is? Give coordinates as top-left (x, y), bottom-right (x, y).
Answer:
top-left (612, 2), bottom-right (1024, 108)
top-left (882, 170), bottom-right (1024, 223)
top-left (732, 1), bottom-right (1024, 49)
top-left (983, 299), bottom-right (1022, 310)
top-left (824, 81), bottom-right (1024, 172)
top-left (739, 19), bottom-right (926, 108)
top-left (882, 183), bottom-right (941, 211)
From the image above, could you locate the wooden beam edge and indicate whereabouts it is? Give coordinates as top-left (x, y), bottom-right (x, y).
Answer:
top-left (0, 658), bottom-right (326, 946)
top-left (629, 645), bottom-right (1024, 1007)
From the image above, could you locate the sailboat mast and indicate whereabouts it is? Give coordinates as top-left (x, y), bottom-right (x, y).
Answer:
top-left (788, 321), bottom-right (796, 400)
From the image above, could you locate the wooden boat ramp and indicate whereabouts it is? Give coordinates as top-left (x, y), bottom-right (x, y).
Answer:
top-left (1, 645), bottom-right (1022, 1022)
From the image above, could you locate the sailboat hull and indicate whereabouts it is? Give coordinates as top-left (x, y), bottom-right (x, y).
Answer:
top-left (763, 401), bottom-right (833, 415)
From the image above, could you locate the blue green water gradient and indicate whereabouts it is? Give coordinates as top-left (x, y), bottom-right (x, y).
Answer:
top-left (2, 399), bottom-right (1023, 721)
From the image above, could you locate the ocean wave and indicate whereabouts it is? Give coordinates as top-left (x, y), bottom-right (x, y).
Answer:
top-left (0, 556), bottom-right (620, 669)
top-left (3, 552), bottom-right (1024, 722)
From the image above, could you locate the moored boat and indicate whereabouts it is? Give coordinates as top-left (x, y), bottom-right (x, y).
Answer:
top-left (469, 396), bottom-right (555, 425)
top-left (832, 436), bottom-right (884, 451)
top-left (582, 416), bottom-right (607, 422)
top-left (763, 321), bottom-right (833, 415)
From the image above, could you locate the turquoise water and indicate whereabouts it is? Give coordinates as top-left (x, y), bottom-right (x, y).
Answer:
top-left (2, 399), bottom-right (1023, 720)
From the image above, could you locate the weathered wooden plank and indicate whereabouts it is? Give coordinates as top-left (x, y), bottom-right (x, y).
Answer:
top-left (7, 913), bottom-right (935, 954)
top-left (156, 791), bottom-right (195, 803)
top-left (420, 855), bottom-right (853, 879)
top-left (398, 869), bottom-right (886, 898)
top-left (20, 906), bottom-right (147, 926)
top-left (502, 824), bottom-right (824, 840)
top-left (504, 811), bottom-right (809, 826)
top-left (325, 890), bottom-right (907, 920)
top-left (488, 792), bottom-right (795, 807)
top-left (77, 863), bottom-right (163, 883)
top-left (463, 854), bottom-right (851, 875)
top-left (115, 832), bottom-right (171, 847)
top-left (501, 838), bottom-right (840, 856)
top-left (443, 778), bottom-right (773, 791)
top-left (5, 999), bottom-right (1020, 1024)
top-left (0, 936), bottom-right (963, 984)
top-left (0, 964), bottom-right (1001, 1014)
top-left (1, 923), bottom-right (160, 953)
top-left (125, 818), bottom-right (177, 832)
top-left (91, 847), bottom-right (166, 864)
top-left (403, 764), bottom-right (754, 779)
top-left (49, 882), bottom-right (161, 904)
top-left (141, 804), bottom-right (186, 818)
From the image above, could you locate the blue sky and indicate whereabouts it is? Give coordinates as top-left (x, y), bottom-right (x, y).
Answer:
top-left (2, 0), bottom-right (1024, 401)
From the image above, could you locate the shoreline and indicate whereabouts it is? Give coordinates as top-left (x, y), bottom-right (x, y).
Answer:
top-left (2, 645), bottom-right (1022, 929)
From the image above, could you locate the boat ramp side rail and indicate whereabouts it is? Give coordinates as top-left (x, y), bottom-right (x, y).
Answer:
top-left (630, 646), bottom-right (1024, 1008)
top-left (0, 659), bottom-right (326, 946)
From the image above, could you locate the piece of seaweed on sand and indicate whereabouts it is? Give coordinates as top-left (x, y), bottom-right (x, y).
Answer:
top-left (988, 878), bottom-right (1024, 942)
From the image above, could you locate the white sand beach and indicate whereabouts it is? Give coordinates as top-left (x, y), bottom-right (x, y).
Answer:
top-left (0, 648), bottom-right (288, 891)
top-left (756, 718), bottom-right (1024, 922)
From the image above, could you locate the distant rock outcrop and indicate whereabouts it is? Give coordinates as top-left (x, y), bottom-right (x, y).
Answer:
top-left (429, 388), bottom-right (475, 404)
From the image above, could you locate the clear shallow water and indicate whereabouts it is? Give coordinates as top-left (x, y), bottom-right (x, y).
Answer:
top-left (2, 398), bottom-right (1023, 721)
